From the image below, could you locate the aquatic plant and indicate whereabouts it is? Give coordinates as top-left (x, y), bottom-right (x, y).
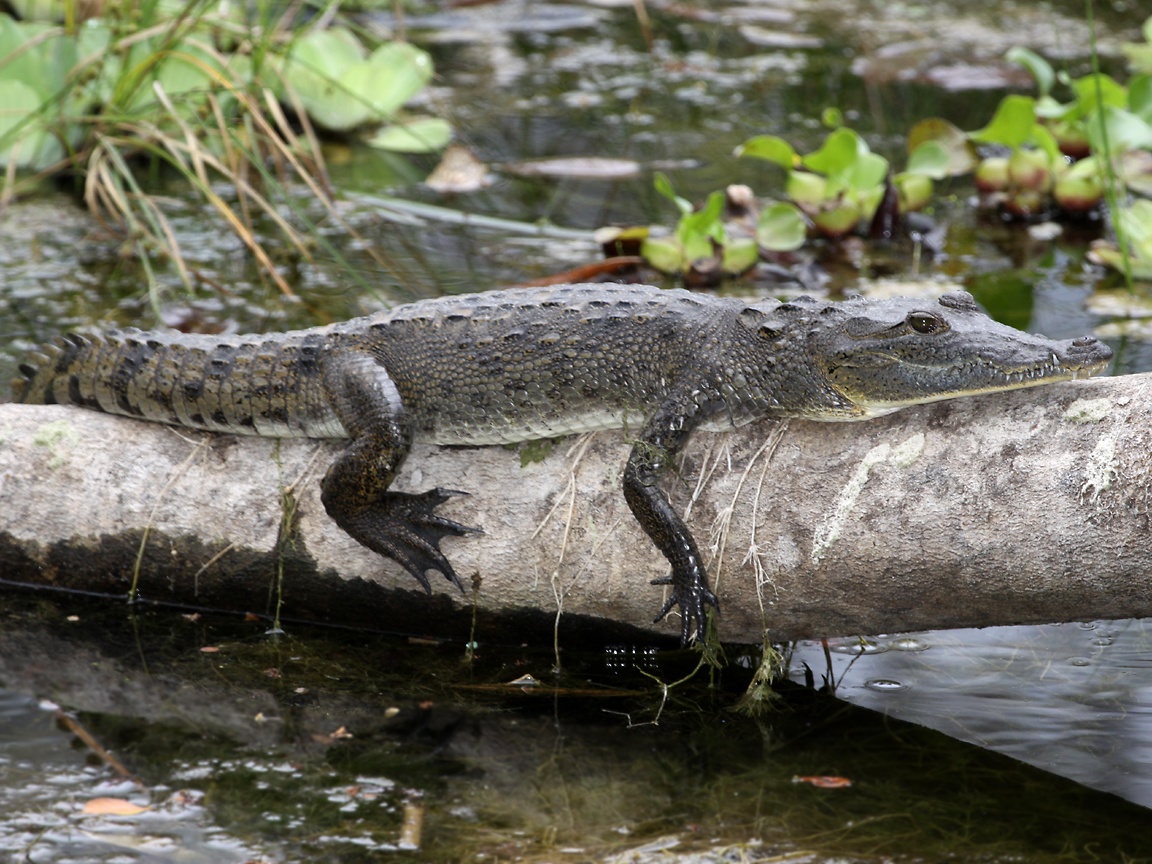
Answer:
top-left (0, 0), bottom-right (448, 304)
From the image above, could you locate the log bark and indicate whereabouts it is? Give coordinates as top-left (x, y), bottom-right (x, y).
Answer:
top-left (1, 374), bottom-right (1149, 645)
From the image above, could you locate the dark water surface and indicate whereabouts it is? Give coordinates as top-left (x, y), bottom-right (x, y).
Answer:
top-left (2, 1), bottom-right (1151, 860)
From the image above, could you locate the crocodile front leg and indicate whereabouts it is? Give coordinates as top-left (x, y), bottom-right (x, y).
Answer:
top-left (320, 351), bottom-right (478, 593)
top-left (623, 400), bottom-right (719, 645)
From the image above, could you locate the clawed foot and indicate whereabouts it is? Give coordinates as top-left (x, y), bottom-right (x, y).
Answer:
top-left (333, 487), bottom-right (481, 593)
top-left (651, 572), bottom-right (720, 646)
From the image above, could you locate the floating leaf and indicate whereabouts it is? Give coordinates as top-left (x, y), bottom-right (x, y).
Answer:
top-left (802, 127), bottom-right (863, 176)
top-left (368, 117), bottom-right (451, 153)
top-left (640, 235), bottom-right (685, 274)
top-left (654, 171), bottom-right (692, 216)
top-left (735, 134), bottom-right (797, 169)
top-left (969, 94), bottom-right (1037, 148)
top-left (347, 41), bottom-right (434, 121)
top-left (1006, 46), bottom-right (1054, 98)
top-left (721, 237), bottom-right (759, 274)
top-left (1129, 74), bottom-right (1152, 125)
top-left (0, 79), bottom-right (61, 169)
top-left (907, 118), bottom-right (977, 175)
top-left (904, 140), bottom-right (950, 179)
top-left (1086, 104), bottom-right (1152, 155)
top-left (756, 201), bottom-right (806, 251)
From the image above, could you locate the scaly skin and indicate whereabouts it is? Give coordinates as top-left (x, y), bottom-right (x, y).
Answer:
top-left (14, 284), bottom-right (1113, 643)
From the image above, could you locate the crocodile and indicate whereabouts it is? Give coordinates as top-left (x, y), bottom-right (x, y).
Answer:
top-left (13, 283), bottom-right (1113, 643)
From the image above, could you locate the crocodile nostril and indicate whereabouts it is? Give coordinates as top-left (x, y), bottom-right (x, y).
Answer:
top-left (1071, 336), bottom-right (1099, 347)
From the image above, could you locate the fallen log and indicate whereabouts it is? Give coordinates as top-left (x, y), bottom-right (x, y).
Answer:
top-left (1, 374), bottom-right (1148, 645)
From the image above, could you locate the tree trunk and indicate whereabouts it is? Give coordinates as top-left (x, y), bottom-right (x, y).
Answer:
top-left (1, 375), bottom-right (1147, 645)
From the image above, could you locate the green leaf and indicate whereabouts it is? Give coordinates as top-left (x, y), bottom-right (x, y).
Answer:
top-left (282, 27), bottom-right (371, 130)
top-left (368, 117), bottom-right (451, 152)
top-left (821, 106), bottom-right (843, 129)
top-left (1070, 72), bottom-right (1128, 116)
top-left (722, 238), bottom-right (759, 274)
top-left (1130, 74), bottom-right (1152, 125)
top-left (907, 117), bottom-right (978, 175)
top-left (654, 172), bottom-right (693, 216)
top-left (360, 42), bottom-right (434, 118)
top-left (802, 127), bottom-right (862, 176)
top-left (0, 78), bottom-right (61, 169)
top-left (678, 189), bottom-right (726, 247)
top-left (0, 18), bottom-right (56, 100)
top-left (1006, 46), bottom-right (1054, 98)
top-left (1026, 123), bottom-right (1063, 166)
top-left (639, 235), bottom-right (684, 274)
top-left (969, 94), bottom-right (1037, 148)
top-left (848, 150), bottom-right (889, 191)
top-left (735, 134), bottom-right (796, 169)
top-left (1086, 104), bottom-right (1152, 155)
top-left (905, 140), bottom-right (950, 178)
top-left (756, 201), bottom-right (807, 251)
top-left (786, 171), bottom-right (826, 210)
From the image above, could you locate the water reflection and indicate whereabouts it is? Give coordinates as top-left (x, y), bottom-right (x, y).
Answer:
top-left (791, 618), bottom-right (1152, 807)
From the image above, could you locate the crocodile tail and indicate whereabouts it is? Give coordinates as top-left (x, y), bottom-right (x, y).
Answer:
top-left (14, 327), bottom-right (347, 439)
top-left (12, 333), bottom-right (90, 406)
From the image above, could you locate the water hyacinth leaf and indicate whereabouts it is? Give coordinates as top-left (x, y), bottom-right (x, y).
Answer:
top-left (970, 94), bottom-right (1036, 148)
top-left (821, 106), bottom-right (843, 129)
top-left (640, 235), bottom-right (685, 274)
top-left (1070, 72), bottom-right (1128, 116)
top-left (1122, 200), bottom-right (1152, 255)
top-left (1087, 105), bottom-right (1152, 155)
top-left (802, 127), bottom-right (863, 177)
top-left (905, 140), bottom-right (950, 179)
top-left (282, 28), bottom-right (370, 130)
top-left (0, 79), bottom-right (62, 169)
top-left (677, 189), bottom-right (726, 247)
top-left (0, 18), bottom-right (54, 99)
top-left (654, 171), bottom-right (693, 216)
top-left (756, 201), bottom-right (806, 251)
top-left (722, 237), bottom-right (760, 274)
top-left (1006, 46), bottom-right (1055, 98)
top-left (1022, 123), bottom-right (1062, 167)
top-left (895, 172), bottom-right (933, 212)
top-left (1130, 74), bottom-right (1152, 124)
top-left (849, 150), bottom-right (889, 190)
top-left (786, 170), bottom-right (826, 211)
top-left (368, 117), bottom-right (451, 152)
top-left (360, 42), bottom-right (434, 119)
top-left (1121, 150), bottom-right (1152, 197)
top-left (735, 134), bottom-right (796, 169)
top-left (907, 118), bottom-right (978, 175)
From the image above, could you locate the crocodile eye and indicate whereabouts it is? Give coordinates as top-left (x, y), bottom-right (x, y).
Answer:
top-left (908, 312), bottom-right (944, 334)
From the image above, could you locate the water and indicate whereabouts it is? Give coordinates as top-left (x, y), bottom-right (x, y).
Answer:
top-left (1, 1), bottom-right (1151, 860)
top-left (793, 619), bottom-right (1152, 807)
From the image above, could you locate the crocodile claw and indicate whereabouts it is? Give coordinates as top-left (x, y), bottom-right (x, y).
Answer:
top-left (336, 487), bottom-right (481, 594)
top-left (651, 572), bottom-right (720, 646)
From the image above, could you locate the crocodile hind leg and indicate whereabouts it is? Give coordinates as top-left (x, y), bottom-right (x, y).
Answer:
top-left (320, 351), bottom-right (479, 593)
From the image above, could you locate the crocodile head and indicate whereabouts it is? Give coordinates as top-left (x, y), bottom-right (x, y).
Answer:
top-left (757, 290), bottom-right (1113, 420)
